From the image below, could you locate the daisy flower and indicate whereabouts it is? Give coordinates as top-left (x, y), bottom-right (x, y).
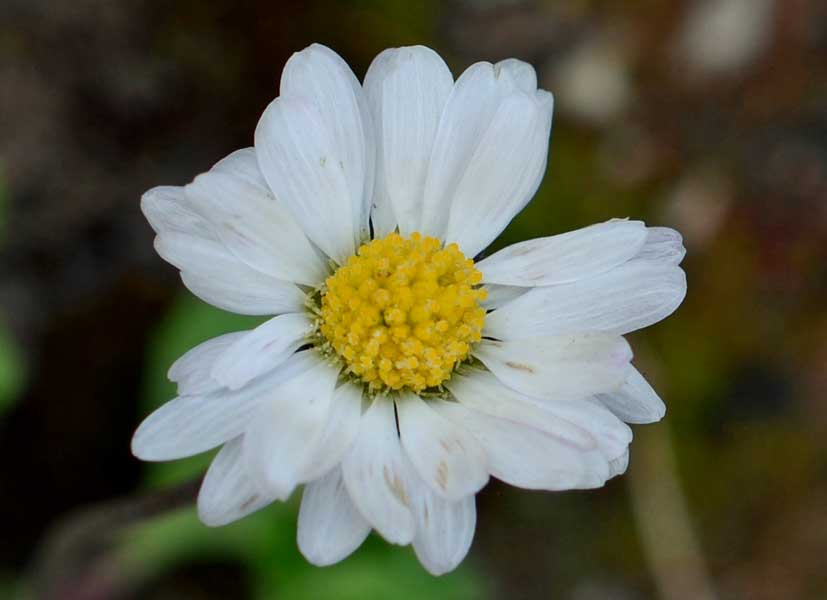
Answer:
top-left (133, 44), bottom-right (686, 575)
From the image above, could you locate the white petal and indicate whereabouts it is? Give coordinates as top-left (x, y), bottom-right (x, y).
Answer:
top-left (141, 186), bottom-right (216, 240)
top-left (254, 95), bottom-right (356, 263)
top-left (297, 466), bottom-right (371, 566)
top-left (495, 58), bottom-right (537, 92)
top-left (168, 332), bottom-right (246, 395)
top-left (480, 284), bottom-right (527, 310)
top-left (300, 382), bottom-right (364, 482)
top-left (156, 233), bottom-right (305, 315)
top-left (243, 354), bottom-right (339, 500)
top-left (342, 399), bottom-right (415, 545)
top-left (362, 54), bottom-right (394, 237)
top-left (419, 62), bottom-right (518, 238)
top-left (397, 393), bottom-right (488, 500)
top-left (530, 397), bottom-right (632, 463)
top-left (210, 313), bottom-right (313, 391)
top-left (473, 334), bottom-right (632, 400)
top-left (635, 226), bottom-right (686, 265)
top-left (442, 90), bottom-right (552, 258)
top-left (434, 400), bottom-right (610, 490)
top-left (367, 172), bottom-right (397, 239)
top-left (411, 481), bottom-right (476, 576)
top-left (477, 220), bottom-right (647, 286)
top-left (485, 260), bottom-right (687, 339)
top-left (131, 351), bottom-right (318, 461)
top-left (197, 436), bottom-right (276, 527)
top-left (362, 48), bottom-right (398, 238)
top-left (280, 44), bottom-right (374, 242)
top-left (180, 272), bottom-right (303, 316)
top-left (596, 366), bottom-right (666, 424)
top-left (153, 231), bottom-right (253, 277)
top-left (131, 395), bottom-right (253, 462)
top-left (186, 168), bottom-right (327, 286)
top-left (364, 46), bottom-right (454, 235)
top-left (449, 369), bottom-right (632, 466)
top-left (211, 147), bottom-right (269, 188)
top-left (445, 370), bottom-right (597, 450)
top-left (361, 53), bottom-right (396, 238)
top-left (609, 449), bottom-right (630, 477)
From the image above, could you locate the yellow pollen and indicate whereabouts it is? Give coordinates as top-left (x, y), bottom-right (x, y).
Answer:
top-left (320, 232), bottom-right (487, 392)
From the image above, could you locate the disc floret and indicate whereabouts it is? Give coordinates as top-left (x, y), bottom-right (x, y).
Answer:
top-left (318, 232), bottom-right (486, 392)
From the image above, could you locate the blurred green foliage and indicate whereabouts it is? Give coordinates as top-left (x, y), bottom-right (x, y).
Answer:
top-left (0, 323), bottom-right (25, 419)
top-left (0, 176), bottom-right (25, 419)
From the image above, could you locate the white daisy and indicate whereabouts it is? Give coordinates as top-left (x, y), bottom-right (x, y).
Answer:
top-left (133, 44), bottom-right (687, 576)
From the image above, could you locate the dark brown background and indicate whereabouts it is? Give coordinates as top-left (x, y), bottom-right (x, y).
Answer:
top-left (1, 1), bottom-right (826, 598)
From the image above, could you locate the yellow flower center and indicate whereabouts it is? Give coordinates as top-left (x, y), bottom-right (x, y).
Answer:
top-left (319, 232), bottom-right (487, 393)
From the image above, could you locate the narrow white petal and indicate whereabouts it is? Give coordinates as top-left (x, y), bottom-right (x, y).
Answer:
top-left (186, 168), bottom-right (327, 286)
top-left (419, 62), bottom-right (518, 238)
top-left (180, 271), bottom-right (304, 316)
top-left (480, 284), bottom-right (527, 310)
top-left (297, 466), bottom-right (371, 566)
top-left (447, 369), bottom-right (632, 465)
top-left (495, 58), bottom-right (537, 92)
top-left (131, 394), bottom-right (255, 462)
top-left (364, 46), bottom-right (454, 235)
top-left (280, 44), bottom-right (374, 242)
top-left (485, 260), bottom-right (687, 339)
top-left (609, 449), bottom-right (630, 477)
top-left (445, 370), bottom-right (597, 450)
top-left (434, 400), bottom-right (610, 490)
top-left (342, 399), bottom-right (416, 545)
top-left (210, 147), bottom-right (269, 188)
top-left (473, 335), bottom-right (632, 400)
top-left (397, 393), bottom-right (488, 501)
top-left (197, 437), bottom-right (276, 527)
top-left (254, 95), bottom-right (355, 263)
top-left (478, 220), bottom-right (647, 286)
top-left (243, 354), bottom-right (339, 500)
top-left (210, 313), bottom-right (314, 391)
top-left (530, 397), bottom-right (633, 464)
top-left (596, 366), bottom-right (666, 424)
top-left (635, 226), bottom-right (686, 265)
top-left (411, 480), bottom-right (476, 576)
top-left (168, 332), bottom-right (246, 395)
top-left (153, 232), bottom-right (247, 278)
top-left (442, 90), bottom-right (552, 258)
top-left (362, 52), bottom-right (393, 235)
top-left (300, 382), bottom-right (364, 482)
top-left (367, 171), bottom-right (398, 239)
top-left (141, 186), bottom-right (216, 240)
top-left (362, 49), bottom-right (397, 238)
top-left (156, 233), bottom-right (305, 315)
top-left (131, 352), bottom-right (318, 461)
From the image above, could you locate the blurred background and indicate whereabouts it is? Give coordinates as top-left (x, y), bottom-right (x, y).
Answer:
top-left (1, 0), bottom-right (826, 598)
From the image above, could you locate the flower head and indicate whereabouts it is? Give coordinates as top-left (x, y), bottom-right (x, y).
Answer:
top-left (133, 44), bottom-right (687, 575)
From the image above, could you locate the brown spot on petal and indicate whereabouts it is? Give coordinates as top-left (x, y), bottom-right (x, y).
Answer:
top-left (383, 465), bottom-right (409, 506)
top-left (436, 460), bottom-right (449, 491)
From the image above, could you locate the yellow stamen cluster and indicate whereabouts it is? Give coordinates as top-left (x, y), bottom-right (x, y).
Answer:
top-left (319, 232), bottom-right (487, 392)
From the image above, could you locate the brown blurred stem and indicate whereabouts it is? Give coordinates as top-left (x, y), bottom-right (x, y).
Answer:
top-left (29, 474), bottom-right (204, 600)
top-left (628, 426), bottom-right (716, 600)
